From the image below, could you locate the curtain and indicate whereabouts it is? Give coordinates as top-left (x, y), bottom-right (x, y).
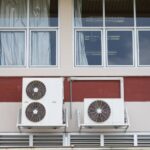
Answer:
top-left (75, 0), bottom-right (88, 65)
top-left (0, 0), bottom-right (26, 65)
top-left (30, 0), bottom-right (52, 65)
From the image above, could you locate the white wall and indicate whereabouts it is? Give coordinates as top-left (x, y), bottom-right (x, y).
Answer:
top-left (0, 102), bottom-right (150, 133)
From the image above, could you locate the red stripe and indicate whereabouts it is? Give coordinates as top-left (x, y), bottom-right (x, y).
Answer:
top-left (0, 77), bottom-right (150, 102)
top-left (64, 79), bottom-right (120, 101)
top-left (0, 77), bottom-right (22, 102)
top-left (124, 77), bottom-right (150, 101)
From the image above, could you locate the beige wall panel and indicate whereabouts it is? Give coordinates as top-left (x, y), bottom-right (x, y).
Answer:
top-left (0, 102), bottom-right (150, 133)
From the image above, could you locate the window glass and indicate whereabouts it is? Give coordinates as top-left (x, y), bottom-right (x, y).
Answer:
top-left (74, 0), bottom-right (103, 27)
top-left (0, 31), bottom-right (25, 66)
top-left (105, 0), bottom-right (134, 26)
top-left (139, 31), bottom-right (150, 65)
top-left (107, 31), bottom-right (133, 65)
top-left (0, 0), bottom-right (27, 27)
top-left (31, 31), bottom-right (56, 66)
top-left (136, 0), bottom-right (150, 26)
top-left (30, 0), bottom-right (58, 27)
top-left (76, 31), bottom-right (101, 66)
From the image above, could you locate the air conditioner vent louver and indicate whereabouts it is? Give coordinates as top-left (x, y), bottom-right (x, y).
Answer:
top-left (138, 135), bottom-right (150, 147)
top-left (0, 135), bottom-right (29, 147)
top-left (88, 100), bottom-right (111, 122)
top-left (26, 80), bottom-right (46, 100)
top-left (25, 102), bottom-right (46, 122)
top-left (33, 135), bottom-right (63, 147)
top-left (104, 135), bottom-right (134, 147)
top-left (70, 135), bottom-right (100, 147)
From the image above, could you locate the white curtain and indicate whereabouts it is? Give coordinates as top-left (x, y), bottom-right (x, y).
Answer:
top-left (75, 0), bottom-right (88, 65)
top-left (0, 0), bottom-right (26, 65)
top-left (30, 0), bottom-right (52, 65)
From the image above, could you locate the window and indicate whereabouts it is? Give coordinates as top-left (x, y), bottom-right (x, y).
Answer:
top-left (74, 0), bottom-right (150, 67)
top-left (136, 0), bottom-right (150, 26)
top-left (31, 31), bottom-right (56, 66)
top-left (0, 0), bottom-right (58, 67)
top-left (0, 31), bottom-right (25, 66)
top-left (75, 31), bottom-right (102, 66)
top-left (74, 0), bottom-right (103, 66)
top-left (107, 31), bottom-right (133, 66)
top-left (138, 31), bottom-right (150, 65)
top-left (74, 0), bottom-right (103, 27)
top-left (105, 0), bottom-right (134, 26)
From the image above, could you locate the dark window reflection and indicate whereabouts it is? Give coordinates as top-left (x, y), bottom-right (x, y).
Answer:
top-left (30, 0), bottom-right (58, 27)
top-left (107, 31), bottom-right (133, 65)
top-left (139, 31), bottom-right (150, 65)
top-left (136, 0), bottom-right (150, 26)
top-left (74, 0), bottom-right (103, 27)
top-left (76, 31), bottom-right (101, 65)
top-left (105, 0), bottom-right (134, 26)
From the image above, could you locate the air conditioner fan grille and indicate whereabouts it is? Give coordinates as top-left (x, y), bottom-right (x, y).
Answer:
top-left (25, 102), bottom-right (46, 122)
top-left (26, 80), bottom-right (46, 100)
top-left (88, 100), bottom-right (111, 122)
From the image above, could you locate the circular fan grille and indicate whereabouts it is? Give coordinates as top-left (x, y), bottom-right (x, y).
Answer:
top-left (88, 100), bottom-right (111, 123)
top-left (26, 102), bottom-right (46, 122)
top-left (26, 80), bottom-right (46, 100)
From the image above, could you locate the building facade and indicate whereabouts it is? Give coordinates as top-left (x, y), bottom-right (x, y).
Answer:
top-left (0, 0), bottom-right (150, 148)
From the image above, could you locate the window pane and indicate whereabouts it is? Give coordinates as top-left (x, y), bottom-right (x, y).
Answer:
top-left (30, 0), bottom-right (58, 27)
top-left (105, 0), bottom-right (134, 26)
top-left (31, 31), bottom-right (56, 66)
top-left (139, 31), bottom-right (150, 65)
top-left (107, 31), bottom-right (133, 65)
top-left (0, 0), bottom-right (27, 27)
top-left (76, 31), bottom-right (101, 66)
top-left (136, 0), bottom-right (150, 26)
top-left (74, 0), bottom-right (103, 27)
top-left (0, 32), bottom-right (25, 66)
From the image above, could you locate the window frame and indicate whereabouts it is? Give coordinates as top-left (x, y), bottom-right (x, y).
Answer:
top-left (73, 0), bottom-right (137, 68)
top-left (0, 0), bottom-right (59, 68)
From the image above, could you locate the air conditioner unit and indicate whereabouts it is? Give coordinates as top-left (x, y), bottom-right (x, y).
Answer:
top-left (21, 78), bottom-right (64, 126)
top-left (84, 98), bottom-right (125, 126)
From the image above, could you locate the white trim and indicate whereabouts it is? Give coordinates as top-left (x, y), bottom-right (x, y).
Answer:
top-left (134, 134), bottom-right (138, 147)
top-left (26, 0), bottom-right (30, 68)
top-left (133, 0), bottom-right (138, 68)
top-left (103, 0), bottom-right (106, 67)
top-left (72, 0), bottom-right (75, 69)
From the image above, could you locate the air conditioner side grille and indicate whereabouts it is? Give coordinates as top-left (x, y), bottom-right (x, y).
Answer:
top-left (0, 135), bottom-right (29, 147)
top-left (70, 135), bottom-right (100, 147)
top-left (0, 133), bottom-right (150, 147)
top-left (104, 135), bottom-right (134, 147)
top-left (33, 135), bottom-right (63, 147)
top-left (138, 135), bottom-right (150, 147)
